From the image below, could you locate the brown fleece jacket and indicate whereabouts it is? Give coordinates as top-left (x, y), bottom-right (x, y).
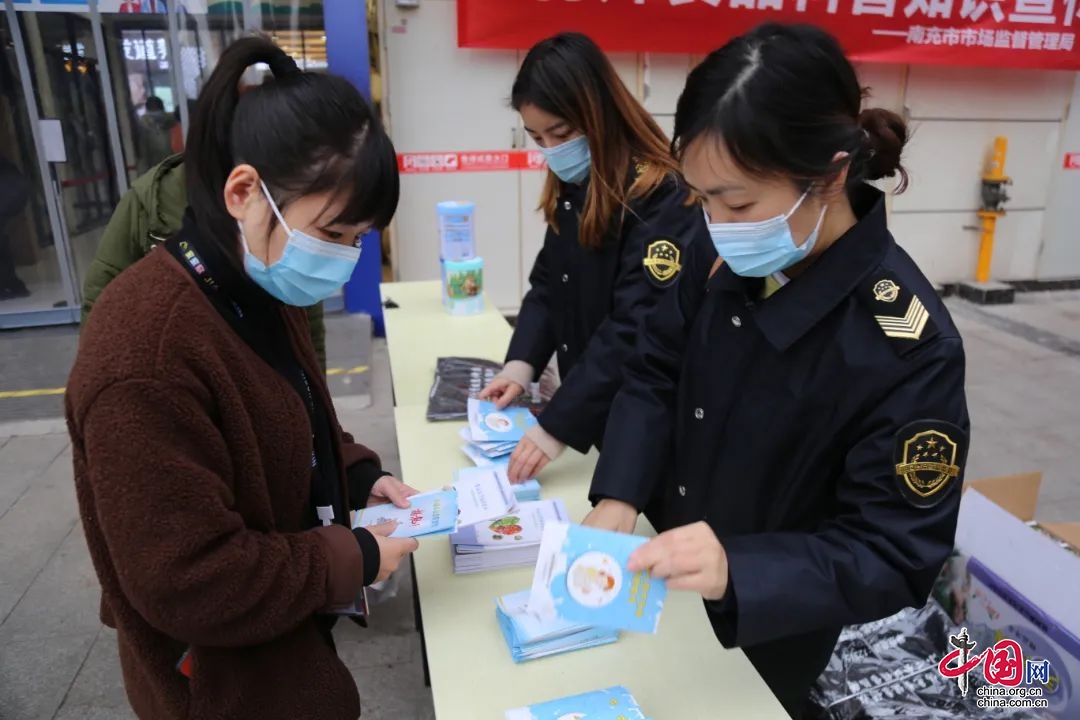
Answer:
top-left (66, 247), bottom-right (378, 720)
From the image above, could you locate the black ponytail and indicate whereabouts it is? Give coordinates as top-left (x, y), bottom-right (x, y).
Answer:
top-left (184, 36), bottom-right (399, 263)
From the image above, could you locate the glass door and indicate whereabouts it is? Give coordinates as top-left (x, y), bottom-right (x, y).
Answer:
top-left (97, 0), bottom-right (182, 182)
top-left (16, 8), bottom-right (125, 296)
top-left (0, 5), bottom-right (78, 327)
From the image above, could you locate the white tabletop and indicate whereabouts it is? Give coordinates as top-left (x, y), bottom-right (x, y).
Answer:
top-left (380, 280), bottom-right (788, 719)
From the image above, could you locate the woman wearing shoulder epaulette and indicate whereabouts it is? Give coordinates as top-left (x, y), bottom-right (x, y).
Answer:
top-left (584, 24), bottom-right (970, 718)
top-left (480, 32), bottom-right (712, 491)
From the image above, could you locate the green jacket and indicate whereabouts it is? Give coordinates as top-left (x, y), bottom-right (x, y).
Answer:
top-left (80, 155), bottom-right (327, 370)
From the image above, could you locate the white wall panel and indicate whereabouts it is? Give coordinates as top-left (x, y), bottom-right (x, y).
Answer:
top-left (644, 53), bottom-right (691, 115)
top-left (394, 173), bottom-right (522, 310)
top-left (1038, 74), bottom-right (1080, 278)
top-left (990, 211), bottom-right (1047, 280)
top-left (518, 170), bottom-right (549, 313)
top-left (890, 209), bottom-right (1046, 283)
top-left (889, 211), bottom-right (980, 284)
top-left (610, 53), bottom-right (641, 100)
top-left (894, 120), bottom-right (1061, 212)
top-left (383, 1), bottom-right (519, 152)
top-left (905, 66), bottom-right (1072, 121)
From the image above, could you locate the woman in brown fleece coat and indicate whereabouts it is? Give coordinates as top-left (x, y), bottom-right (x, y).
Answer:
top-left (65, 38), bottom-right (418, 720)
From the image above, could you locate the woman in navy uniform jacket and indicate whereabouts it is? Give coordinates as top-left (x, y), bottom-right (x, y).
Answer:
top-left (583, 24), bottom-right (970, 718)
top-left (480, 33), bottom-right (712, 484)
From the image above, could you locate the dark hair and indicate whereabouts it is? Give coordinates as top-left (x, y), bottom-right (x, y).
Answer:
top-left (185, 36), bottom-right (399, 262)
top-left (145, 96), bottom-right (165, 112)
top-left (673, 23), bottom-right (908, 194)
top-left (511, 32), bottom-right (679, 249)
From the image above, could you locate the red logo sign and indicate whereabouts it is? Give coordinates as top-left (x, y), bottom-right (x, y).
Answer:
top-left (397, 151), bottom-right (548, 174)
top-left (1065, 152), bottom-right (1080, 169)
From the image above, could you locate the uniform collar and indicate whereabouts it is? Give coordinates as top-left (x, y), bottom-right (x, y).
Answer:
top-left (713, 184), bottom-right (890, 352)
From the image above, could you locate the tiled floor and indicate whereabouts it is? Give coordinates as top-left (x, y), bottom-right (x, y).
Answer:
top-left (0, 291), bottom-right (1078, 719)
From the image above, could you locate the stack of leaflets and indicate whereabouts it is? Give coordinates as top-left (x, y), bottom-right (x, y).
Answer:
top-left (460, 398), bottom-right (542, 471)
top-left (449, 498), bottom-right (569, 574)
top-left (459, 427), bottom-right (515, 467)
top-left (528, 523), bottom-right (668, 634)
top-left (495, 589), bottom-right (619, 663)
top-left (426, 357), bottom-right (555, 422)
top-left (505, 686), bottom-right (651, 720)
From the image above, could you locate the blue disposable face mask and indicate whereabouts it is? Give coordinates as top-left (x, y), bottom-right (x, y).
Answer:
top-left (704, 190), bottom-right (827, 278)
top-left (240, 181), bottom-right (361, 307)
top-left (540, 135), bottom-right (591, 185)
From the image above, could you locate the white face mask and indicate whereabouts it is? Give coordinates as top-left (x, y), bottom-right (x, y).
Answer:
top-left (703, 189), bottom-right (827, 277)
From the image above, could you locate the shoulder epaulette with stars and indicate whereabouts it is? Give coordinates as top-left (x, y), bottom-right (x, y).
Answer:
top-left (855, 269), bottom-right (939, 355)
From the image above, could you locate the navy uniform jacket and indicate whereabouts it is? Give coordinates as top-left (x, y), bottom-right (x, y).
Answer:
top-left (506, 172), bottom-right (712, 454)
top-left (590, 186), bottom-right (969, 717)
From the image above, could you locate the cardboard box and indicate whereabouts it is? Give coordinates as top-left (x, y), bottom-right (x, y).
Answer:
top-left (933, 472), bottom-right (1080, 719)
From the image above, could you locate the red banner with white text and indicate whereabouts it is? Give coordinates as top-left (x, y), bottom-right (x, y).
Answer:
top-left (457, 0), bottom-right (1080, 70)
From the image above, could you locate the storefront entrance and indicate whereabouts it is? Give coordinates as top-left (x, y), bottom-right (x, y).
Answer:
top-left (1, 0), bottom-right (341, 328)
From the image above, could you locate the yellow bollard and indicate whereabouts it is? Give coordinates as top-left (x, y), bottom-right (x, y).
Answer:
top-left (975, 212), bottom-right (998, 284)
top-left (975, 137), bottom-right (1010, 284)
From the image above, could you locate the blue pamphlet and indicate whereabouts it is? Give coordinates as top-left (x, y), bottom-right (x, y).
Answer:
top-left (467, 397), bottom-right (538, 443)
top-left (504, 686), bottom-right (650, 720)
top-left (353, 490), bottom-right (458, 539)
top-left (528, 523), bottom-right (667, 634)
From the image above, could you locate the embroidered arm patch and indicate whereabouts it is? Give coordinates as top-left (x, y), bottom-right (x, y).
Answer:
top-left (893, 419), bottom-right (966, 508)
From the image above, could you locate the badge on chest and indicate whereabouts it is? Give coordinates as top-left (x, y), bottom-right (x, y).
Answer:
top-left (643, 238), bottom-right (682, 288)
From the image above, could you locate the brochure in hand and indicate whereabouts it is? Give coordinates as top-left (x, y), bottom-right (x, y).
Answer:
top-left (467, 398), bottom-right (538, 443)
top-left (353, 490), bottom-right (458, 539)
top-left (504, 686), bottom-right (651, 720)
top-left (450, 499), bottom-right (568, 574)
top-left (495, 589), bottom-right (618, 663)
top-left (528, 523), bottom-right (667, 634)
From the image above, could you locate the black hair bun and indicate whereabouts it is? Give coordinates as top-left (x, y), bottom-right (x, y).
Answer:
top-left (858, 107), bottom-right (909, 191)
